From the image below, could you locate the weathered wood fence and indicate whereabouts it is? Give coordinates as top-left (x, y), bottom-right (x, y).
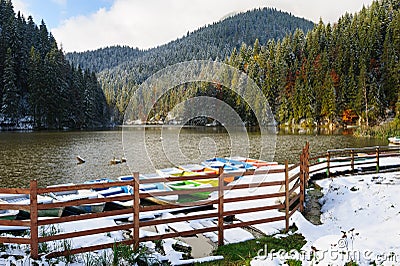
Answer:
top-left (308, 144), bottom-right (400, 178)
top-left (1, 143), bottom-right (399, 260)
top-left (0, 158), bottom-right (304, 260)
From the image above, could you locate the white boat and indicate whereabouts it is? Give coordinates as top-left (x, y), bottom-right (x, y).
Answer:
top-left (0, 194), bottom-right (64, 217)
top-left (48, 184), bottom-right (105, 213)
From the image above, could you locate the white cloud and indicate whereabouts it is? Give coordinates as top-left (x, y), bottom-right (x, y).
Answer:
top-left (52, 0), bottom-right (374, 52)
top-left (12, 0), bottom-right (32, 17)
top-left (265, 0), bottom-right (374, 23)
top-left (51, 0), bottom-right (67, 6)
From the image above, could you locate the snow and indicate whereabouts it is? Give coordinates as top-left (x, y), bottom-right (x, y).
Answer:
top-left (224, 228), bottom-right (254, 243)
top-left (252, 171), bottom-right (400, 265)
top-left (53, 217), bottom-right (125, 249)
top-left (2, 156), bottom-right (400, 265)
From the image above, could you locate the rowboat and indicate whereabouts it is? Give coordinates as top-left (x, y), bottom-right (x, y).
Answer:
top-left (118, 173), bottom-right (179, 205)
top-left (166, 180), bottom-right (213, 201)
top-left (85, 178), bottom-right (133, 209)
top-left (179, 164), bottom-right (220, 187)
top-left (230, 157), bottom-right (278, 168)
top-left (201, 158), bottom-right (246, 182)
top-left (156, 167), bottom-right (192, 177)
top-left (48, 185), bottom-right (105, 213)
top-left (202, 157), bottom-right (255, 170)
top-left (110, 157), bottom-right (126, 165)
top-left (0, 200), bottom-right (19, 220)
top-left (0, 194), bottom-right (64, 217)
top-left (76, 156), bottom-right (85, 164)
top-left (0, 209), bottom-right (19, 220)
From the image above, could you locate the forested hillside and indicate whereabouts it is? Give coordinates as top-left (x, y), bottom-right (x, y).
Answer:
top-left (67, 46), bottom-right (143, 73)
top-left (0, 0), bottom-right (109, 130)
top-left (66, 8), bottom-right (315, 121)
top-left (226, 0), bottom-right (400, 127)
top-left (90, 0), bottom-right (399, 127)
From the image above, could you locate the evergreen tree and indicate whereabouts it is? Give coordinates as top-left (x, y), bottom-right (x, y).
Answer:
top-left (0, 1), bottom-right (110, 129)
top-left (2, 47), bottom-right (19, 121)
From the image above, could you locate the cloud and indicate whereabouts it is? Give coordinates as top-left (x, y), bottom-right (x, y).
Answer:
top-left (51, 0), bottom-right (67, 6)
top-left (52, 0), bottom-right (374, 52)
top-left (12, 0), bottom-right (32, 17)
top-left (266, 0), bottom-right (374, 23)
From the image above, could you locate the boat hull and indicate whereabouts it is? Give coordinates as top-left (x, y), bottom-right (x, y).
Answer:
top-left (0, 209), bottom-right (19, 220)
top-left (167, 181), bottom-right (212, 201)
top-left (0, 194), bottom-right (64, 217)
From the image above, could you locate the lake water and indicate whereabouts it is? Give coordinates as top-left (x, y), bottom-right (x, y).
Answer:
top-left (0, 126), bottom-right (388, 188)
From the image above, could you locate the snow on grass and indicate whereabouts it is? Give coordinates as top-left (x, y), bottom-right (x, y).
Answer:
top-left (252, 171), bottom-right (400, 265)
top-left (3, 157), bottom-right (400, 265)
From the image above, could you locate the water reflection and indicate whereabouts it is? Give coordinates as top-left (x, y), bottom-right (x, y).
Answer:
top-left (0, 127), bottom-right (388, 188)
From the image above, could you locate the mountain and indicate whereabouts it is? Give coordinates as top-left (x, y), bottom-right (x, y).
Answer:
top-left (66, 45), bottom-right (143, 73)
top-left (66, 8), bottom-right (315, 121)
top-left (223, 0), bottom-right (400, 127)
top-left (67, 8), bottom-right (314, 75)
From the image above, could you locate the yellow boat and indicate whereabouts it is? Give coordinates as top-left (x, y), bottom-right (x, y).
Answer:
top-left (178, 165), bottom-right (224, 186)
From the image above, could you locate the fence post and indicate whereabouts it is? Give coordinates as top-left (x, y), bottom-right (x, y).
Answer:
top-left (350, 149), bottom-right (355, 173)
top-left (305, 142), bottom-right (309, 184)
top-left (376, 147), bottom-right (380, 173)
top-left (284, 160), bottom-right (289, 232)
top-left (218, 167), bottom-right (224, 247)
top-left (133, 172), bottom-right (140, 250)
top-left (326, 151), bottom-right (331, 178)
top-left (30, 180), bottom-right (39, 260)
top-left (299, 152), bottom-right (304, 212)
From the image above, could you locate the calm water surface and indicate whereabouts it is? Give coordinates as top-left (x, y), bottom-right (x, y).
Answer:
top-left (0, 127), bottom-right (388, 188)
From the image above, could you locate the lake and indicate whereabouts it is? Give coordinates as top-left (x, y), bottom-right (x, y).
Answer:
top-left (0, 126), bottom-right (388, 188)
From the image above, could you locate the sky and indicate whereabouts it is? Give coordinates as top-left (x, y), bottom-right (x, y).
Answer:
top-left (13, 0), bottom-right (375, 53)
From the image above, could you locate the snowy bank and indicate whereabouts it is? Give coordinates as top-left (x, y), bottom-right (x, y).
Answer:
top-left (252, 171), bottom-right (400, 265)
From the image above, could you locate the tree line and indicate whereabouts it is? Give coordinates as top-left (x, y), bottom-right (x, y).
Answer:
top-left (71, 0), bottom-right (400, 128)
top-left (66, 7), bottom-right (315, 123)
top-left (0, 0), bottom-right (109, 129)
top-left (225, 0), bottom-right (400, 127)
top-left (138, 0), bottom-right (400, 127)
top-left (3, 0), bottom-right (398, 129)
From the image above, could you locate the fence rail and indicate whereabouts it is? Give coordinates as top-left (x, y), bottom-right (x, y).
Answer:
top-left (308, 145), bottom-right (400, 179)
top-left (2, 143), bottom-right (399, 260)
top-left (0, 157), bottom-right (305, 260)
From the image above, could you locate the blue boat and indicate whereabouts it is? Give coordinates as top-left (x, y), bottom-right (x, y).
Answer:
top-left (117, 173), bottom-right (178, 205)
top-left (85, 178), bottom-right (133, 209)
top-left (202, 157), bottom-right (255, 170)
top-left (202, 158), bottom-right (248, 182)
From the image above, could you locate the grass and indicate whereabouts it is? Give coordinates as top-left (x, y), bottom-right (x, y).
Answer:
top-left (111, 244), bottom-right (165, 266)
top-left (354, 118), bottom-right (400, 139)
top-left (196, 227), bottom-right (306, 266)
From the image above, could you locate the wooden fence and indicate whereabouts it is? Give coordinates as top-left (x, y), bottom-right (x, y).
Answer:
top-left (308, 144), bottom-right (400, 179)
top-left (3, 142), bottom-right (399, 260)
top-left (0, 156), bottom-right (306, 260)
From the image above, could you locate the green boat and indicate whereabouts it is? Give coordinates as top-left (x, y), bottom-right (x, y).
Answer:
top-left (166, 180), bottom-right (212, 201)
top-left (0, 200), bottom-right (19, 220)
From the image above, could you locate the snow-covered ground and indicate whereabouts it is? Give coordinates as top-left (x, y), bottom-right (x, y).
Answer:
top-left (2, 156), bottom-right (400, 265)
top-left (252, 171), bottom-right (400, 265)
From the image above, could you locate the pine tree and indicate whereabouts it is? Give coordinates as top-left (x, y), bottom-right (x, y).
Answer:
top-left (320, 71), bottom-right (336, 123)
top-left (2, 47), bottom-right (19, 122)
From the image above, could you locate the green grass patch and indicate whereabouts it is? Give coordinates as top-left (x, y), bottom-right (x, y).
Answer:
top-left (196, 232), bottom-right (306, 266)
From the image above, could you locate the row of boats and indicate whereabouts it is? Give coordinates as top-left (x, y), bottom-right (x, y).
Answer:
top-left (0, 157), bottom-right (278, 221)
